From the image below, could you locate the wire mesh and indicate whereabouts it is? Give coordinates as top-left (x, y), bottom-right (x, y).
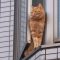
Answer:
top-left (0, 0), bottom-right (14, 60)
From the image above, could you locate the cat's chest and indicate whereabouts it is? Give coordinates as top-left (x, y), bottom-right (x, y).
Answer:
top-left (30, 20), bottom-right (39, 24)
top-left (30, 20), bottom-right (44, 27)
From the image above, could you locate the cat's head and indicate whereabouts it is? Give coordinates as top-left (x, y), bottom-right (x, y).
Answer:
top-left (31, 4), bottom-right (45, 20)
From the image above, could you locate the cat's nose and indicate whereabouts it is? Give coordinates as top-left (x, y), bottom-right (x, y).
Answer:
top-left (32, 13), bottom-right (35, 16)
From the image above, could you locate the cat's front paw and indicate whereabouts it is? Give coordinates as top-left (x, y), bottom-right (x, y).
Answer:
top-left (34, 43), bottom-right (39, 49)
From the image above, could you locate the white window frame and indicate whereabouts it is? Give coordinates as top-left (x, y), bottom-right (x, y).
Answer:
top-left (45, 0), bottom-right (59, 44)
top-left (54, 0), bottom-right (58, 41)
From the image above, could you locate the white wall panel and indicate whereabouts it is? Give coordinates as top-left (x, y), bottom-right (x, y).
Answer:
top-left (45, 0), bottom-right (54, 44)
top-left (0, 0), bottom-right (14, 60)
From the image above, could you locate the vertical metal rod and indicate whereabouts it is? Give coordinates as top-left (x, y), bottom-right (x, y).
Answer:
top-left (0, 0), bottom-right (1, 16)
top-left (57, 48), bottom-right (58, 60)
top-left (45, 49), bottom-right (46, 60)
top-left (58, 0), bottom-right (59, 37)
top-left (13, 0), bottom-right (18, 60)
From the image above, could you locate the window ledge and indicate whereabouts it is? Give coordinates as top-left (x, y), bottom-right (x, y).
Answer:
top-left (41, 43), bottom-right (60, 48)
top-left (54, 38), bottom-right (60, 43)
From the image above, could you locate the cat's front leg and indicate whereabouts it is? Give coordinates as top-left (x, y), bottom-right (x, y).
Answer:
top-left (38, 37), bottom-right (42, 47)
top-left (38, 33), bottom-right (43, 47)
top-left (33, 37), bottom-right (39, 48)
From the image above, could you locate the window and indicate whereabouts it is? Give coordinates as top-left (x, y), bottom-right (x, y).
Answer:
top-left (13, 0), bottom-right (28, 60)
top-left (58, 0), bottom-right (60, 37)
top-left (20, 0), bottom-right (28, 56)
top-left (45, 0), bottom-right (60, 43)
top-left (14, 0), bottom-right (60, 59)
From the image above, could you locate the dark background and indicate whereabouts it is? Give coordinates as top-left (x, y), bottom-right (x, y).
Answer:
top-left (32, 0), bottom-right (43, 6)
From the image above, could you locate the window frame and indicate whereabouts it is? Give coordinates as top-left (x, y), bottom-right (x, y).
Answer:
top-left (45, 0), bottom-right (60, 44)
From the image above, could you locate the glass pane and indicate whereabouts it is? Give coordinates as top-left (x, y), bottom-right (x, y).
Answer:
top-left (58, 0), bottom-right (60, 37)
top-left (20, 0), bottom-right (27, 57)
top-left (32, 0), bottom-right (43, 6)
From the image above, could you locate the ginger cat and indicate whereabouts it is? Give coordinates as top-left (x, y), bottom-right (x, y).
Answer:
top-left (23, 4), bottom-right (45, 57)
top-left (29, 4), bottom-right (45, 48)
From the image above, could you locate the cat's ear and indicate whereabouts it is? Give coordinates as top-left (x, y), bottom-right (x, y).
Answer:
top-left (32, 6), bottom-right (34, 10)
top-left (32, 6), bottom-right (34, 9)
top-left (38, 4), bottom-right (42, 8)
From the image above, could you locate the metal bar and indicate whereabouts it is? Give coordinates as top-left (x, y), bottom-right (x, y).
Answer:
top-left (0, 5), bottom-right (14, 8)
top-left (0, 45), bottom-right (13, 48)
top-left (0, 51), bottom-right (13, 53)
top-left (0, 10), bottom-right (14, 13)
top-left (0, 15), bottom-right (14, 18)
top-left (57, 48), bottom-right (58, 60)
top-left (13, 0), bottom-right (19, 60)
top-left (45, 49), bottom-right (46, 60)
top-left (0, 1), bottom-right (14, 3)
top-left (22, 45), bottom-right (60, 60)
top-left (0, 25), bottom-right (14, 28)
top-left (0, 40), bottom-right (13, 43)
